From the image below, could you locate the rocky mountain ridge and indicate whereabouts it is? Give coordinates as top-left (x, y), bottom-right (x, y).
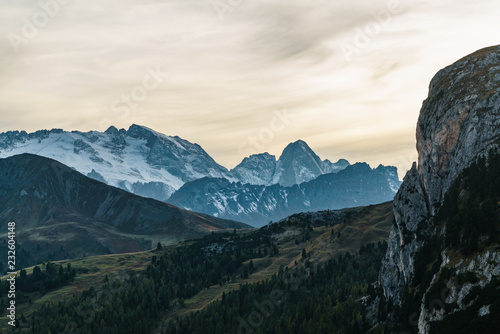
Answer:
top-left (169, 162), bottom-right (400, 226)
top-left (230, 141), bottom-right (350, 186)
top-left (0, 126), bottom-right (352, 202)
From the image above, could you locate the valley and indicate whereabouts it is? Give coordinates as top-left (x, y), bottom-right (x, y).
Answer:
top-left (0, 201), bottom-right (394, 333)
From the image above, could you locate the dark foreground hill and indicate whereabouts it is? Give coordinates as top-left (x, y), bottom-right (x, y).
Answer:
top-left (0, 154), bottom-right (249, 269)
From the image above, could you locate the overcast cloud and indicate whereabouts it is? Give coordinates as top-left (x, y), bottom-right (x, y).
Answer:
top-left (0, 0), bottom-right (499, 177)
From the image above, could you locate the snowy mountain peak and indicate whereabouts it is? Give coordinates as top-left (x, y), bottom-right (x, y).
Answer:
top-left (229, 140), bottom-right (351, 187)
top-left (273, 140), bottom-right (332, 187)
top-left (126, 124), bottom-right (161, 142)
top-left (280, 140), bottom-right (320, 159)
top-left (230, 153), bottom-right (277, 185)
top-left (0, 125), bottom-right (232, 201)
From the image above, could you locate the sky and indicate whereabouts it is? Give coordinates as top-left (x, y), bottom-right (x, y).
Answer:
top-left (0, 0), bottom-right (499, 178)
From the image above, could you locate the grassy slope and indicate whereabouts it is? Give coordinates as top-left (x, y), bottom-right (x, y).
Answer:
top-left (0, 251), bottom-right (152, 330)
top-left (0, 201), bottom-right (394, 331)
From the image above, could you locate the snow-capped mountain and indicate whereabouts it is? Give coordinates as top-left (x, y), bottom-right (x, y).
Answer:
top-left (169, 162), bottom-right (401, 226)
top-left (271, 140), bottom-right (350, 186)
top-left (0, 126), bottom-right (354, 202)
top-left (0, 125), bottom-right (395, 214)
top-left (230, 140), bottom-right (350, 186)
top-left (0, 124), bottom-right (233, 200)
top-left (230, 153), bottom-right (277, 185)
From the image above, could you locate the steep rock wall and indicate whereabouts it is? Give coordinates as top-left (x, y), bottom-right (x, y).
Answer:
top-left (379, 45), bottom-right (500, 305)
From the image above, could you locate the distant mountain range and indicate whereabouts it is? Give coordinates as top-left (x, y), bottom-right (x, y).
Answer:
top-left (232, 141), bottom-right (350, 186)
top-left (0, 124), bottom-right (401, 226)
top-left (0, 124), bottom-right (231, 201)
top-left (169, 163), bottom-right (399, 226)
top-left (0, 125), bottom-right (351, 199)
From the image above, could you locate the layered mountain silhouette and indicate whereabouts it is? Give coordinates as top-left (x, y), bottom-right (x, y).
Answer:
top-left (0, 126), bottom-right (354, 202)
top-left (0, 154), bottom-right (248, 266)
top-left (0, 126), bottom-right (401, 227)
top-left (169, 162), bottom-right (400, 226)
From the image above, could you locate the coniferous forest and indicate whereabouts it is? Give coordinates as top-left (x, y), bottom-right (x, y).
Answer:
top-left (1, 210), bottom-right (390, 334)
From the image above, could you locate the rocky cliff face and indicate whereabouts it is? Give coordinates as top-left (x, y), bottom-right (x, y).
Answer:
top-left (417, 46), bottom-right (500, 213)
top-left (379, 45), bottom-right (500, 307)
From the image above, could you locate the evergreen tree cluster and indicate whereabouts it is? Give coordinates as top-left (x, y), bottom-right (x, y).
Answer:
top-left (439, 149), bottom-right (500, 255)
top-left (22, 228), bottom-right (282, 333)
top-left (5, 207), bottom-right (390, 333)
top-left (0, 262), bottom-right (75, 300)
top-left (163, 241), bottom-right (387, 334)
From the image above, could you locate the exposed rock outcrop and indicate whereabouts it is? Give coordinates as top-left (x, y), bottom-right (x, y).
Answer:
top-left (418, 249), bottom-right (500, 333)
top-left (379, 45), bottom-right (500, 307)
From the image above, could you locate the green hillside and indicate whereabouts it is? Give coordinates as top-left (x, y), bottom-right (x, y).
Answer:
top-left (0, 201), bottom-right (393, 333)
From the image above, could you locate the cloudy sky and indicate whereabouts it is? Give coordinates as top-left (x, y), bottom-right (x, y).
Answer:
top-left (0, 0), bottom-right (499, 177)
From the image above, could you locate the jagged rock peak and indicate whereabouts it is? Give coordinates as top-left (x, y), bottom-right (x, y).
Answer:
top-left (273, 139), bottom-right (325, 187)
top-left (237, 152), bottom-right (276, 164)
top-left (279, 140), bottom-right (320, 160)
top-left (230, 153), bottom-right (277, 185)
top-left (335, 158), bottom-right (350, 165)
top-left (104, 125), bottom-right (119, 135)
top-left (126, 124), bottom-right (158, 139)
